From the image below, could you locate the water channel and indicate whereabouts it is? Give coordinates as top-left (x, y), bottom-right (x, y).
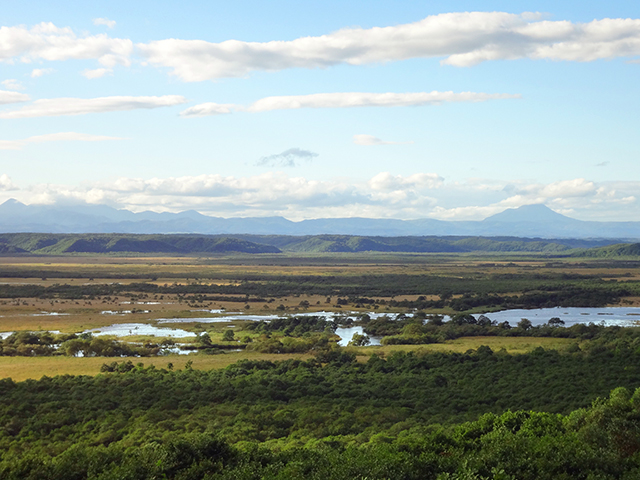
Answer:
top-left (5, 307), bottom-right (640, 351)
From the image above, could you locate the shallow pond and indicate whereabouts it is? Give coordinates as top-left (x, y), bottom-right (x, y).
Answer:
top-left (471, 307), bottom-right (640, 327)
top-left (87, 323), bottom-right (195, 338)
top-left (336, 326), bottom-right (381, 346)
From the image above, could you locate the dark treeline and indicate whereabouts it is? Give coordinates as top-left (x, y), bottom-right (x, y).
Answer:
top-left (245, 316), bottom-right (337, 335)
top-left (0, 274), bottom-right (636, 309)
top-left (2, 350), bottom-right (640, 478)
top-left (362, 313), bottom-right (640, 346)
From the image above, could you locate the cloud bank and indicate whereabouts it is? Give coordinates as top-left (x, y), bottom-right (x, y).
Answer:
top-left (0, 90), bottom-right (30, 104)
top-left (138, 12), bottom-right (640, 81)
top-left (2, 172), bottom-right (636, 221)
top-left (0, 95), bottom-right (187, 118)
top-left (180, 91), bottom-right (518, 117)
top-left (0, 22), bottom-right (132, 68)
top-left (3, 14), bottom-right (640, 81)
top-left (0, 132), bottom-right (125, 150)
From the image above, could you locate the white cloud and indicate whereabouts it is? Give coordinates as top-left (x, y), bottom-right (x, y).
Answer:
top-left (0, 90), bottom-right (30, 104)
top-left (256, 148), bottom-right (319, 167)
top-left (247, 91), bottom-right (516, 111)
top-left (353, 134), bottom-right (412, 145)
top-left (0, 22), bottom-right (132, 68)
top-left (138, 12), bottom-right (640, 81)
top-left (369, 172), bottom-right (443, 191)
top-left (179, 102), bottom-right (234, 117)
top-left (82, 68), bottom-right (111, 79)
top-left (0, 174), bottom-right (18, 191)
top-left (31, 68), bottom-right (54, 78)
top-left (428, 178), bottom-right (628, 220)
top-left (10, 172), bottom-right (444, 219)
top-left (1, 79), bottom-right (25, 91)
top-left (180, 91), bottom-right (518, 117)
top-left (93, 18), bottom-right (116, 29)
top-left (5, 173), bottom-right (640, 222)
top-left (0, 95), bottom-right (187, 119)
top-left (0, 132), bottom-right (125, 150)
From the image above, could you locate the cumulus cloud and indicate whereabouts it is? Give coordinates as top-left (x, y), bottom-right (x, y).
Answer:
top-left (93, 18), bottom-right (116, 29)
top-left (428, 178), bottom-right (632, 220)
top-left (0, 95), bottom-right (187, 118)
top-left (353, 134), bottom-right (412, 145)
top-left (0, 90), bottom-right (30, 105)
top-left (0, 22), bottom-right (132, 68)
top-left (369, 172), bottom-right (443, 191)
top-left (138, 12), bottom-right (640, 81)
top-left (0, 174), bottom-right (18, 191)
top-left (8, 172), bottom-right (442, 219)
top-left (31, 68), bottom-right (54, 78)
top-left (256, 148), bottom-right (319, 167)
top-left (6, 174), bottom-right (640, 221)
top-left (180, 91), bottom-right (518, 117)
top-left (0, 132), bottom-right (125, 150)
top-left (1, 79), bottom-right (24, 91)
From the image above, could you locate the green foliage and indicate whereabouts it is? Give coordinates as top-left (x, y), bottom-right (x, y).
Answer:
top-left (2, 385), bottom-right (640, 478)
top-left (575, 242), bottom-right (640, 258)
top-left (0, 331), bottom-right (160, 357)
top-left (0, 233), bottom-right (281, 255)
top-left (367, 315), bottom-right (640, 347)
top-left (348, 333), bottom-right (370, 347)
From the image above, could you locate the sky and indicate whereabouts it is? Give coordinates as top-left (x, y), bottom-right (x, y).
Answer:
top-left (1, 0), bottom-right (640, 221)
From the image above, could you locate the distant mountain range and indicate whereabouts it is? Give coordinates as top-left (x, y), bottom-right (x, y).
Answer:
top-left (2, 199), bottom-right (640, 240)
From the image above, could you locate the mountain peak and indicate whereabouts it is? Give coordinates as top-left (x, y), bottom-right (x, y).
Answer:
top-left (1, 198), bottom-right (26, 207)
top-left (0, 198), bottom-right (28, 213)
top-left (484, 204), bottom-right (574, 223)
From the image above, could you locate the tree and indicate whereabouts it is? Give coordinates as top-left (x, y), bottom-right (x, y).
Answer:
top-left (222, 330), bottom-right (235, 342)
top-left (198, 332), bottom-right (212, 347)
top-left (348, 333), bottom-right (370, 347)
top-left (518, 318), bottom-right (533, 330)
top-left (548, 317), bottom-right (565, 327)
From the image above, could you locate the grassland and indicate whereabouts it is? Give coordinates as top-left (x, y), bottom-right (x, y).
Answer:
top-left (350, 336), bottom-right (578, 357)
top-left (0, 351), bottom-right (314, 382)
top-left (1, 251), bottom-right (640, 380)
top-left (0, 336), bottom-right (577, 382)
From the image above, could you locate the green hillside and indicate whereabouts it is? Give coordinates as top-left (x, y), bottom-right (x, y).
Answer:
top-left (235, 234), bottom-right (573, 253)
top-left (0, 233), bottom-right (281, 255)
top-left (573, 243), bottom-right (640, 258)
top-left (0, 232), bottom-right (619, 255)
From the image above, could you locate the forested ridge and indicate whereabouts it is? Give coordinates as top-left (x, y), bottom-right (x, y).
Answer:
top-left (0, 232), bottom-right (625, 255)
top-left (0, 233), bottom-right (281, 254)
top-left (3, 346), bottom-right (640, 478)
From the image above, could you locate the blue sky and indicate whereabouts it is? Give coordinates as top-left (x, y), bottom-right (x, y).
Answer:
top-left (1, 1), bottom-right (640, 221)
